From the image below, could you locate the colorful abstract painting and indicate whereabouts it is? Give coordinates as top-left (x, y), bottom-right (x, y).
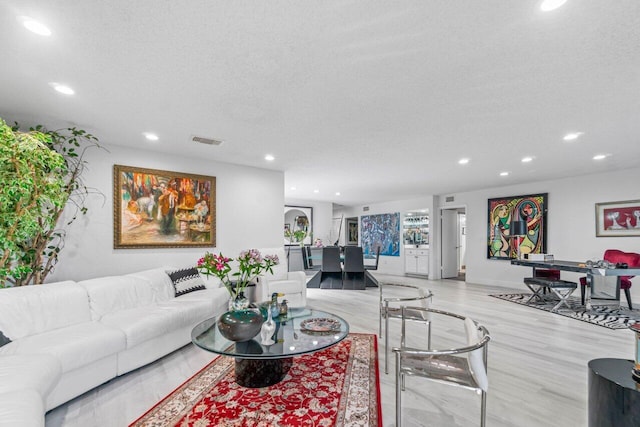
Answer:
top-left (361, 213), bottom-right (400, 257)
top-left (114, 165), bottom-right (216, 248)
top-left (487, 193), bottom-right (548, 260)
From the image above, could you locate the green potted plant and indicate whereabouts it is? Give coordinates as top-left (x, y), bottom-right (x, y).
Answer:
top-left (0, 118), bottom-right (102, 287)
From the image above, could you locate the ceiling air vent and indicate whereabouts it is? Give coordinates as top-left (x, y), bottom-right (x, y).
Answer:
top-left (363, 206), bottom-right (370, 212)
top-left (192, 136), bottom-right (224, 146)
top-left (445, 196), bottom-right (455, 203)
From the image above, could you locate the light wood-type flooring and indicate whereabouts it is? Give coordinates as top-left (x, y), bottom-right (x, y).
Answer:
top-left (46, 274), bottom-right (633, 426)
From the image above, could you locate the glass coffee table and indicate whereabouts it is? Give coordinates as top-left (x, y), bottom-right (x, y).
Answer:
top-left (191, 307), bottom-right (349, 388)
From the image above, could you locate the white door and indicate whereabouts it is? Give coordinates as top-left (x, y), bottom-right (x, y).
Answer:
top-left (441, 209), bottom-right (458, 278)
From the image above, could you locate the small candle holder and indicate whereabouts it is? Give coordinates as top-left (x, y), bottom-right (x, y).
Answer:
top-left (629, 323), bottom-right (640, 382)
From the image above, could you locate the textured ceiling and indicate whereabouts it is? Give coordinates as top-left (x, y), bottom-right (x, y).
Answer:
top-left (1, 1), bottom-right (639, 206)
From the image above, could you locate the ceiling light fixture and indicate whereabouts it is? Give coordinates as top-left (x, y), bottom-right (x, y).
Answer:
top-left (290, 186), bottom-right (296, 191)
top-left (500, 171), bottom-right (509, 176)
top-left (313, 189), bottom-right (319, 193)
top-left (458, 158), bottom-right (470, 165)
top-left (335, 192), bottom-right (341, 196)
top-left (264, 154), bottom-right (275, 161)
top-left (143, 132), bottom-right (159, 141)
top-left (521, 156), bottom-right (533, 163)
top-left (540, 0), bottom-right (568, 12)
top-left (563, 132), bottom-right (583, 141)
top-left (49, 82), bottom-right (74, 95)
top-left (20, 17), bottom-right (51, 36)
top-left (593, 154), bottom-right (607, 160)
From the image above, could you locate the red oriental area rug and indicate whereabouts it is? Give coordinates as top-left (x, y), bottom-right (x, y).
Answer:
top-left (130, 333), bottom-right (381, 427)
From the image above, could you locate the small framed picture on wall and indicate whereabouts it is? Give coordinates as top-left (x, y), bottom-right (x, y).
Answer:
top-left (595, 199), bottom-right (640, 237)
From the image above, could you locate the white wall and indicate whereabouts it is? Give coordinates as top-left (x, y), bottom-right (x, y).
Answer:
top-left (435, 167), bottom-right (640, 298)
top-left (338, 196), bottom-right (435, 275)
top-left (48, 144), bottom-right (284, 283)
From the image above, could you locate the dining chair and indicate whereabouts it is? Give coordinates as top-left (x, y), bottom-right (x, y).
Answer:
top-left (579, 249), bottom-right (640, 309)
top-left (306, 245), bottom-right (322, 270)
top-left (320, 246), bottom-right (343, 289)
top-left (393, 307), bottom-right (490, 427)
top-left (379, 283), bottom-right (433, 374)
top-left (301, 245), bottom-right (321, 271)
top-left (364, 246), bottom-right (381, 271)
top-left (342, 246), bottom-right (365, 290)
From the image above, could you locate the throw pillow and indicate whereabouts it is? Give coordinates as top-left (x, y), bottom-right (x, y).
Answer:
top-left (167, 267), bottom-right (207, 297)
top-left (0, 330), bottom-right (11, 348)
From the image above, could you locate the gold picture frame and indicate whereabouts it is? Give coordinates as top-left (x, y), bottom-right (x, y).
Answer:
top-left (113, 165), bottom-right (216, 248)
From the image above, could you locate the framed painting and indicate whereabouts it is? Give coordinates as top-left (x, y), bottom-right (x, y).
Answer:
top-left (595, 199), bottom-right (640, 237)
top-left (346, 217), bottom-right (358, 245)
top-left (113, 165), bottom-right (216, 248)
top-left (361, 213), bottom-right (400, 257)
top-left (487, 193), bottom-right (548, 260)
top-left (284, 205), bottom-right (312, 245)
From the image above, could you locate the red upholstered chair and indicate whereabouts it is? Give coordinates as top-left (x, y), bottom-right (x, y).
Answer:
top-left (534, 268), bottom-right (561, 280)
top-left (579, 249), bottom-right (640, 309)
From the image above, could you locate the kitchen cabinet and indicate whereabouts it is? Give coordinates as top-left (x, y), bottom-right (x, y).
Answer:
top-left (405, 248), bottom-right (429, 276)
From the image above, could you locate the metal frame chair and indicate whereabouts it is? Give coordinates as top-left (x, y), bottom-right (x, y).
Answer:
top-left (393, 307), bottom-right (490, 427)
top-left (379, 283), bottom-right (433, 374)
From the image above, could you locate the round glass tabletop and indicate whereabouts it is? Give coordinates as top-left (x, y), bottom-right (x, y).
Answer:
top-left (191, 307), bottom-right (350, 360)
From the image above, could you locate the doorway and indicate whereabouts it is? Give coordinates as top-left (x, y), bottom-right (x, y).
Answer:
top-left (441, 207), bottom-right (466, 281)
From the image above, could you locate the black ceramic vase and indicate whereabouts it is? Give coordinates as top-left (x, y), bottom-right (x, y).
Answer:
top-left (218, 309), bottom-right (264, 342)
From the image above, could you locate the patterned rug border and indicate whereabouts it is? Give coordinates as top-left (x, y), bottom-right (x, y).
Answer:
top-left (490, 293), bottom-right (640, 330)
top-left (130, 333), bottom-right (381, 427)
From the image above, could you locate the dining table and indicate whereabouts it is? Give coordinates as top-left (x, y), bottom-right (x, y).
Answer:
top-left (511, 258), bottom-right (640, 309)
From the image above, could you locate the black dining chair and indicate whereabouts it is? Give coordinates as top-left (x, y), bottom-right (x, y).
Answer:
top-left (301, 245), bottom-right (321, 271)
top-left (343, 246), bottom-right (366, 290)
top-left (305, 245), bottom-right (321, 271)
top-left (365, 246), bottom-right (381, 271)
top-left (320, 246), bottom-right (343, 289)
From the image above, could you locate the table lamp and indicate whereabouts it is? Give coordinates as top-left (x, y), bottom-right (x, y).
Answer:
top-left (510, 220), bottom-right (527, 259)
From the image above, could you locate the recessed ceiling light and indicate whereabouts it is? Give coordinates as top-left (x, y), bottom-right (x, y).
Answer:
top-left (458, 158), bottom-right (470, 165)
top-left (521, 156), bottom-right (533, 163)
top-left (540, 0), bottom-right (567, 12)
top-left (563, 132), bottom-right (584, 141)
top-left (49, 82), bottom-right (74, 95)
top-left (313, 189), bottom-right (319, 193)
top-left (290, 186), bottom-right (296, 191)
top-left (593, 154), bottom-right (607, 160)
top-left (264, 154), bottom-right (275, 161)
top-left (335, 192), bottom-right (341, 196)
top-left (500, 171), bottom-right (509, 176)
top-left (143, 132), bottom-right (159, 141)
top-left (20, 17), bottom-right (51, 36)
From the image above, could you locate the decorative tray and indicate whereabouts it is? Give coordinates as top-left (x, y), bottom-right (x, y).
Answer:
top-left (300, 317), bottom-right (341, 333)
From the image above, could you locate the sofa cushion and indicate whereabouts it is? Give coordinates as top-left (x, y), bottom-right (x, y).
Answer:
top-left (167, 267), bottom-right (206, 297)
top-left (0, 389), bottom-right (45, 427)
top-left (0, 322), bottom-right (126, 374)
top-left (100, 294), bottom-right (215, 348)
top-left (78, 276), bottom-right (155, 320)
top-left (126, 267), bottom-right (176, 302)
top-left (0, 354), bottom-right (62, 396)
top-left (171, 287), bottom-right (230, 316)
top-left (0, 281), bottom-right (90, 340)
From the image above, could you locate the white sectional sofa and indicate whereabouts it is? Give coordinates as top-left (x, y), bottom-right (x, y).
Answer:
top-left (0, 266), bottom-right (229, 427)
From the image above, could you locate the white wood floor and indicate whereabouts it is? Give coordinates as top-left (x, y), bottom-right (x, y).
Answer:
top-left (45, 274), bottom-right (633, 427)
